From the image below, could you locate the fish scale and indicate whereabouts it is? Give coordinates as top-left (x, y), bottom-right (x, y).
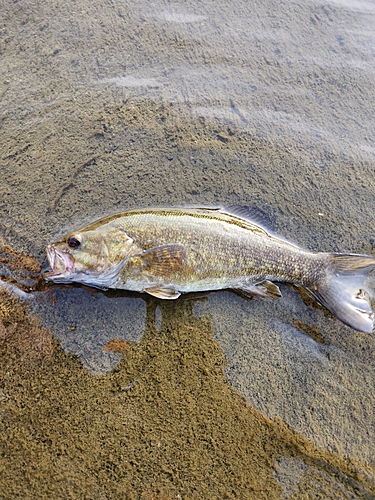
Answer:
top-left (45, 206), bottom-right (375, 333)
top-left (112, 211), bottom-right (313, 283)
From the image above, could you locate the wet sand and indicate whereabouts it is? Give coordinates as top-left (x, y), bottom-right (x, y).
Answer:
top-left (1, 290), bottom-right (375, 498)
top-left (1, 0), bottom-right (375, 497)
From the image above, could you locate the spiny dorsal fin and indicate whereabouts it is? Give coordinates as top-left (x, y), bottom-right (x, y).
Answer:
top-left (224, 205), bottom-right (275, 228)
top-left (218, 207), bottom-right (272, 237)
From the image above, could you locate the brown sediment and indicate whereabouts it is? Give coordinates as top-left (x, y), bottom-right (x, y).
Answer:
top-left (0, 246), bottom-right (48, 293)
top-left (0, 246), bottom-right (42, 274)
top-left (0, 291), bottom-right (374, 499)
top-left (0, 290), bottom-right (53, 368)
top-left (293, 320), bottom-right (325, 344)
top-left (104, 338), bottom-right (131, 354)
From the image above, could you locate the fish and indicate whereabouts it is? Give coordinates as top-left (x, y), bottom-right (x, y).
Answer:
top-left (45, 206), bottom-right (375, 333)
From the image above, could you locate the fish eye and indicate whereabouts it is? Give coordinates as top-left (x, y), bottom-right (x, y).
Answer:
top-left (67, 236), bottom-right (81, 249)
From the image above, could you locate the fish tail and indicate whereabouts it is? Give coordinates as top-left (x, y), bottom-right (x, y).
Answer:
top-left (309, 253), bottom-right (375, 332)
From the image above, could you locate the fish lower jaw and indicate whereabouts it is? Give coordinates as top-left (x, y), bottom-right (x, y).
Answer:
top-left (46, 246), bottom-right (75, 277)
top-left (44, 273), bottom-right (72, 283)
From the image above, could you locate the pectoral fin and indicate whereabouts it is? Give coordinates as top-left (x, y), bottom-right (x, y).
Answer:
top-left (144, 286), bottom-right (181, 299)
top-left (136, 244), bottom-right (186, 276)
top-left (235, 281), bottom-right (281, 301)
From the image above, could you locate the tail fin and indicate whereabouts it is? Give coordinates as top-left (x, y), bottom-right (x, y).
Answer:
top-left (308, 254), bottom-right (375, 333)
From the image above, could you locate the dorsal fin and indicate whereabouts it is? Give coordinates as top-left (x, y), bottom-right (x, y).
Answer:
top-left (214, 206), bottom-right (272, 236)
top-left (222, 206), bottom-right (275, 232)
top-left (219, 206), bottom-right (303, 249)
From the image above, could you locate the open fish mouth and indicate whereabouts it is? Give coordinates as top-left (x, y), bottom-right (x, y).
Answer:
top-left (45, 245), bottom-right (75, 280)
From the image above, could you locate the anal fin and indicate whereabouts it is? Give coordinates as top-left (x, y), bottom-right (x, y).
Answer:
top-left (234, 281), bottom-right (281, 301)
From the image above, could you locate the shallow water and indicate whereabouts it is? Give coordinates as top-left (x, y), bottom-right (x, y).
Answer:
top-left (1, 0), bottom-right (375, 497)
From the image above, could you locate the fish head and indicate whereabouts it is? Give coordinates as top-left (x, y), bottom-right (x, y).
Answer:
top-left (45, 222), bottom-right (134, 288)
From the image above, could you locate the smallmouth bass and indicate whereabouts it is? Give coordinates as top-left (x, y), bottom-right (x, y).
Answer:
top-left (45, 206), bottom-right (375, 332)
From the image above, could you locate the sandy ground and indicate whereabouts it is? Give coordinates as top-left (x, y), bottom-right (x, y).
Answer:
top-left (1, 0), bottom-right (375, 497)
top-left (1, 288), bottom-right (375, 498)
